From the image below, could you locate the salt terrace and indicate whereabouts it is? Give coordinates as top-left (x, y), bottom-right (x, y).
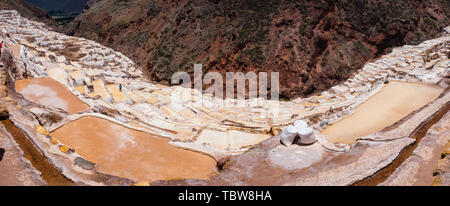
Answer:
top-left (0, 10), bottom-right (449, 185)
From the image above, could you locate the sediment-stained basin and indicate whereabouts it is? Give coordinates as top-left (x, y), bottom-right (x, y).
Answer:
top-left (50, 116), bottom-right (217, 182)
top-left (15, 78), bottom-right (89, 114)
top-left (9, 44), bottom-right (21, 59)
top-left (322, 81), bottom-right (444, 144)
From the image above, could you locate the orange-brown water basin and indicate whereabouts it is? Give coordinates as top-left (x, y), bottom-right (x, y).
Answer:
top-left (50, 116), bottom-right (217, 183)
top-left (15, 78), bottom-right (89, 114)
top-left (322, 81), bottom-right (444, 144)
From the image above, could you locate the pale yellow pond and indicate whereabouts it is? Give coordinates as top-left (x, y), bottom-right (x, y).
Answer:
top-left (322, 81), bottom-right (444, 144)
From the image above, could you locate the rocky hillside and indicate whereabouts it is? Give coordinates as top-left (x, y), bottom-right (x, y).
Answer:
top-left (0, 0), bottom-right (55, 27)
top-left (66, 0), bottom-right (450, 99)
top-left (25, 0), bottom-right (88, 14)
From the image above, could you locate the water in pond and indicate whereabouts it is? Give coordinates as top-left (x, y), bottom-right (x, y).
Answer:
top-left (15, 78), bottom-right (89, 114)
top-left (50, 116), bottom-right (217, 182)
top-left (9, 44), bottom-right (21, 59)
top-left (322, 81), bottom-right (444, 144)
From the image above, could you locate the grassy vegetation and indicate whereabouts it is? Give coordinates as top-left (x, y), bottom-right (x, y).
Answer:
top-left (49, 11), bottom-right (78, 26)
top-left (352, 40), bottom-right (370, 56)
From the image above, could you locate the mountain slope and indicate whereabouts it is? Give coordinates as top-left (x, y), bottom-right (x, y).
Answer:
top-left (0, 0), bottom-right (55, 27)
top-left (25, 0), bottom-right (88, 14)
top-left (66, 0), bottom-right (450, 99)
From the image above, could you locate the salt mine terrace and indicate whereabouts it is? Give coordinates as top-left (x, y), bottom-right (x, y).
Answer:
top-left (322, 81), bottom-right (444, 144)
top-left (0, 10), bottom-right (449, 185)
top-left (15, 78), bottom-right (90, 114)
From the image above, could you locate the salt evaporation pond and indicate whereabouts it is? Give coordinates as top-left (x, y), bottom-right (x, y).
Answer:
top-left (322, 81), bottom-right (444, 144)
top-left (50, 116), bottom-right (217, 182)
top-left (15, 78), bottom-right (89, 114)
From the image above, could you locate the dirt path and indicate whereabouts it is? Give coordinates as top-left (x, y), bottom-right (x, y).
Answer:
top-left (0, 122), bottom-right (45, 185)
top-left (1, 120), bottom-right (74, 185)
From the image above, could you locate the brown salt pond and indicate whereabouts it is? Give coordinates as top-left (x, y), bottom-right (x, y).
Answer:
top-left (9, 44), bottom-right (21, 59)
top-left (50, 116), bottom-right (217, 183)
top-left (15, 78), bottom-right (89, 114)
top-left (322, 81), bottom-right (444, 144)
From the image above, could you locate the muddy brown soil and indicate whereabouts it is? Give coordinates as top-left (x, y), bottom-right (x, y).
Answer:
top-left (354, 102), bottom-right (450, 186)
top-left (0, 123), bottom-right (44, 185)
top-left (1, 119), bottom-right (73, 185)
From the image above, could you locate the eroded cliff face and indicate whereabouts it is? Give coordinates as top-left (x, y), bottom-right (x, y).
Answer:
top-left (65, 0), bottom-right (449, 99)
